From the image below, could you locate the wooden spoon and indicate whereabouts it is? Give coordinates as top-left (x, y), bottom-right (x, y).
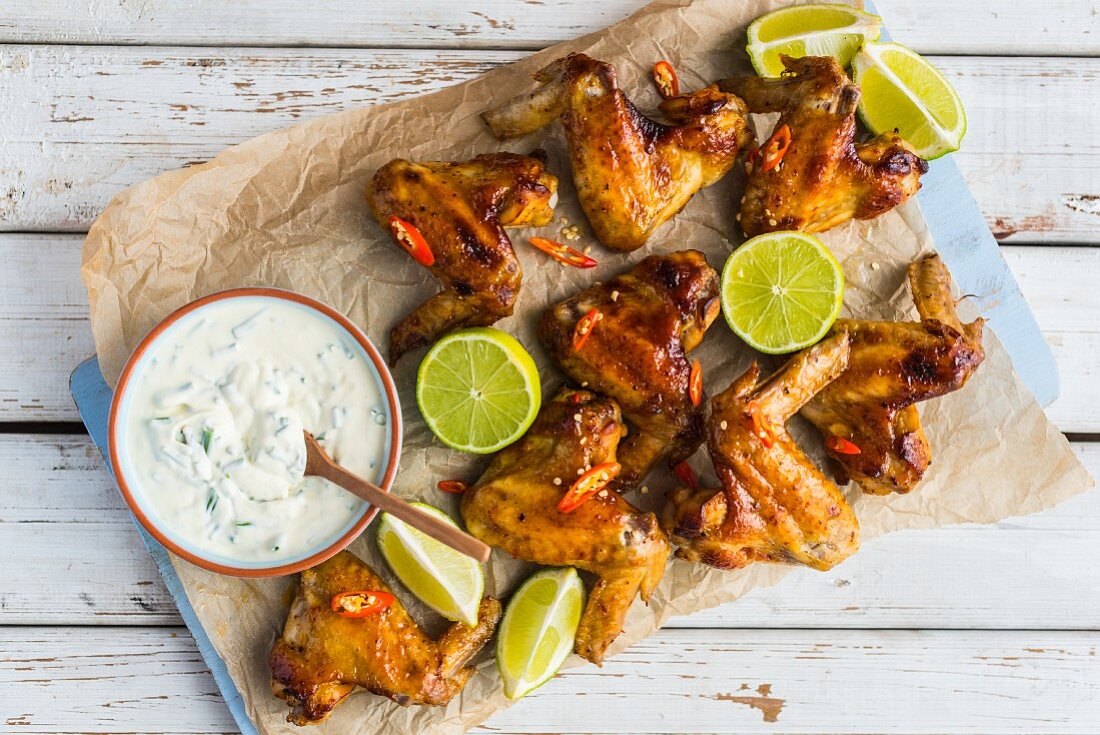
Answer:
top-left (302, 431), bottom-right (491, 563)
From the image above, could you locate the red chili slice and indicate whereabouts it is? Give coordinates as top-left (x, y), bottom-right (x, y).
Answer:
top-left (672, 461), bottom-right (699, 491)
top-left (529, 237), bottom-right (598, 268)
top-left (688, 358), bottom-right (703, 406)
top-left (761, 124), bottom-right (792, 172)
top-left (652, 60), bottom-right (680, 98)
top-left (558, 462), bottom-right (621, 513)
top-left (748, 400), bottom-right (777, 449)
top-left (825, 436), bottom-right (862, 455)
top-left (572, 308), bottom-right (603, 351)
top-left (331, 590), bottom-right (395, 618)
top-left (388, 216), bottom-right (435, 267)
top-left (437, 480), bottom-right (469, 494)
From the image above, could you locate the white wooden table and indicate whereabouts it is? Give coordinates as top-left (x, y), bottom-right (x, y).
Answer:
top-left (2, 2), bottom-right (1099, 732)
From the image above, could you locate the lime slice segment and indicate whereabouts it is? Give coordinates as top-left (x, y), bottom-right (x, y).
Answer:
top-left (852, 41), bottom-right (967, 159)
top-left (416, 327), bottom-right (541, 454)
top-left (721, 231), bottom-right (844, 354)
top-left (747, 3), bottom-right (882, 76)
top-left (497, 567), bottom-right (586, 700)
top-left (377, 502), bottom-right (484, 626)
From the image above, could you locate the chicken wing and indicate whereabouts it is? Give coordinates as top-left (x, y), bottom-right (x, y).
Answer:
top-left (270, 551), bottom-right (501, 725)
top-left (461, 389), bottom-right (669, 665)
top-left (662, 331), bottom-right (859, 571)
top-left (483, 53), bottom-right (751, 251)
top-left (366, 152), bottom-right (558, 362)
top-left (719, 55), bottom-right (927, 237)
top-left (801, 254), bottom-right (985, 495)
top-left (538, 250), bottom-right (721, 491)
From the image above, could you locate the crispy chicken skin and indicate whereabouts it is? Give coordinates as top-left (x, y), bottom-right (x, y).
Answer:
top-left (366, 152), bottom-right (558, 362)
top-left (719, 55), bottom-right (927, 237)
top-left (538, 250), bottom-right (721, 491)
top-left (270, 551), bottom-right (501, 725)
top-left (801, 254), bottom-right (985, 495)
top-left (663, 332), bottom-right (860, 571)
top-left (483, 53), bottom-right (751, 251)
top-left (461, 390), bottom-right (669, 665)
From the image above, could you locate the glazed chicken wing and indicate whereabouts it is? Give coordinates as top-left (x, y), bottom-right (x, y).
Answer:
top-left (461, 389), bottom-right (669, 665)
top-left (663, 332), bottom-right (859, 571)
top-left (270, 551), bottom-right (501, 725)
top-left (484, 53), bottom-right (751, 251)
top-left (719, 55), bottom-right (927, 237)
top-left (538, 250), bottom-right (721, 491)
top-left (366, 152), bottom-right (558, 362)
top-left (801, 254), bottom-right (985, 495)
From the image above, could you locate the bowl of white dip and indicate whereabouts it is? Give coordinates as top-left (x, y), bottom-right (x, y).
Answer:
top-left (108, 289), bottom-right (402, 577)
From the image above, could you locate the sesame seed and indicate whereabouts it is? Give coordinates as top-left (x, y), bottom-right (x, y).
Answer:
top-left (580, 437), bottom-right (588, 445)
top-left (597, 489), bottom-right (608, 498)
top-left (768, 218), bottom-right (778, 226)
top-left (581, 381), bottom-right (589, 387)
top-left (641, 486), bottom-right (649, 494)
top-left (553, 477), bottom-right (562, 486)
top-left (583, 246), bottom-right (592, 254)
top-left (871, 262), bottom-right (880, 271)
top-left (735, 213), bottom-right (741, 222)
top-left (740, 196), bottom-right (746, 204)
top-left (720, 420), bottom-right (728, 430)
top-left (577, 468), bottom-right (585, 476)
top-left (611, 290), bottom-right (620, 302)
top-left (574, 413), bottom-right (582, 422)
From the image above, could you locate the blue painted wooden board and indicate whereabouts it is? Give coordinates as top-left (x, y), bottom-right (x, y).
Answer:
top-left (66, 6), bottom-right (1059, 732)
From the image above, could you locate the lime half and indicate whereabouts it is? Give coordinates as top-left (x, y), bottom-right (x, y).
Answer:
top-left (747, 3), bottom-right (882, 77)
top-left (497, 567), bottom-right (585, 700)
top-left (852, 41), bottom-right (966, 159)
top-left (377, 502), bottom-right (484, 626)
top-left (721, 231), bottom-right (844, 354)
top-left (416, 327), bottom-right (541, 454)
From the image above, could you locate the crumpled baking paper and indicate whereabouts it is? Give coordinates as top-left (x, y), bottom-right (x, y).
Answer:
top-left (81, 0), bottom-right (1094, 732)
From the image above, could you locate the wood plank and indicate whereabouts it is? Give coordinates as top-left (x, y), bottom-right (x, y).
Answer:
top-left (3, 233), bottom-right (1096, 428)
top-left (1, 0), bottom-right (1096, 56)
top-left (1, 47), bottom-right (1098, 242)
top-left (2, 434), bottom-right (1096, 628)
top-left (1, 626), bottom-right (1096, 733)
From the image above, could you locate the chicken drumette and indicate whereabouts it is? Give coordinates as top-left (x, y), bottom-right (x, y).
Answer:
top-left (270, 551), bottom-right (501, 725)
top-left (461, 389), bottom-right (669, 665)
top-left (663, 332), bottom-right (860, 571)
top-left (801, 254), bottom-right (985, 495)
top-left (719, 55), bottom-right (927, 237)
top-left (538, 250), bottom-right (721, 491)
top-left (483, 53), bottom-right (751, 251)
top-left (366, 152), bottom-right (558, 362)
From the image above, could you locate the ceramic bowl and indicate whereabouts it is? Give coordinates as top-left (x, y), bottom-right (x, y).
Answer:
top-left (108, 288), bottom-right (402, 577)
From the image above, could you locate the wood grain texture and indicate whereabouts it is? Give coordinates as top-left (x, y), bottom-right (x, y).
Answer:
top-left (2, 626), bottom-right (1097, 734)
top-left (2, 434), bottom-right (1096, 629)
top-left (0, 47), bottom-right (1097, 242)
top-left (3, 234), bottom-right (1096, 427)
top-left (1, 0), bottom-right (1097, 55)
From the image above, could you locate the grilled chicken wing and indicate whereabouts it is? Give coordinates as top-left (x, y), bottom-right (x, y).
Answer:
top-left (270, 551), bottom-right (501, 725)
top-left (538, 250), bottom-right (721, 491)
top-left (461, 389), bottom-right (669, 664)
top-left (484, 53), bottom-right (751, 251)
top-left (719, 55), bottom-right (927, 237)
top-left (801, 254), bottom-right (985, 495)
top-left (366, 152), bottom-right (558, 362)
top-left (663, 332), bottom-right (859, 571)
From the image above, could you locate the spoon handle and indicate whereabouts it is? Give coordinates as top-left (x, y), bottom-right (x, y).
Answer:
top-left (306, 443), bottom-right (491, 563)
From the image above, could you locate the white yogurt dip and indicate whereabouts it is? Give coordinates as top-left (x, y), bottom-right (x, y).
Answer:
top-left (121, 295), bottom-right (392, 564)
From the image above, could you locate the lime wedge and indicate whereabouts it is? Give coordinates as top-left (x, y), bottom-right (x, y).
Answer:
top-left (377, 502), bottom-right (484, 626)
top-left (852, 41), bottom-right (966, 159)
top-left (747, 3), bottom-right (881, 77)
top-left (497, 568), bottom-right (585, 700)
top-left (416, 327), bottom-right (541, 454)
top-left (721, 231), bottom-right (844, 354)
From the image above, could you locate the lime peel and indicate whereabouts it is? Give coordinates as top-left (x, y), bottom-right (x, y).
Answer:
top-left (377, 503), bottom-right (484, 626)
top-left (721, 231), bottom-right (844, 355)
top-left (497, 567), bottom-right (586, 700)
top-left (416, 328), bottom-right (541, 454)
